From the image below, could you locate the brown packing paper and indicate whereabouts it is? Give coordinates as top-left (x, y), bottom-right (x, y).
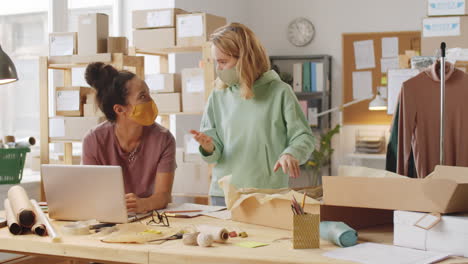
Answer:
top-left (4, 199), bottom-right (22, 235)
top-left (7, 186), bottom-right (35, 228)
top-left (323, 165), bottom-right (468, 214)
top-left (219, 176), bottom-right (320, 230)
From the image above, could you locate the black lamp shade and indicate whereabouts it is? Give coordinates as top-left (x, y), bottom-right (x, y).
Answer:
top-left (0, 44), bottom-right (18, 85)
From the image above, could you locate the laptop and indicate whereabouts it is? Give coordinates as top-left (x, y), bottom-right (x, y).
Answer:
top-left (41, 164), bottom-right (149, 223)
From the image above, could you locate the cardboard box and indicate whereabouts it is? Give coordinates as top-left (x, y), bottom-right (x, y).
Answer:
top-left (49, 116), bottom-right (105, 141)
top-left (78, 13), bottom-right (109, 55)
top-left (150, 92), bottom-right (181, 113)
top-left (86, 92), bottom-right (97, 104)
top-left (133, 28), bottom-right (175, 50)
top-left (107, 37), bottom-right (128, 54)
top-left (83, 104), bottom-right (104, 117)
top-left (421, 16), bottom-right (468, 56)
top-left (176, 13), bottom-right (227, 47)
top-left (173, 162), bottom-right (209, 195)
top-left (49, 32), bottom-right (77, 56)
top-left (182, 68), bottom-right (205, 113)
top-left (132, 8), bottom-right (189, 29)
top-left (145, 73), bottom-right (181, 93)
top-left (323, 165), bottom-right (468, 214)
top-left (55, 86), bottom-right (94, 116)
top-left (428, 0), bottom-right (468, 16)
top-left (394, 210), bottom-right (468, 257)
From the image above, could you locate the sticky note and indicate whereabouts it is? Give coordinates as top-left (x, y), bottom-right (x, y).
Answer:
top-left (381, 76), bottom-right (388, 85)
top-left (235, 241), bottom-right (269, 248)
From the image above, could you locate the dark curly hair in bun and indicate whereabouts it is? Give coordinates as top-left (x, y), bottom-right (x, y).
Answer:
top-left (85, 62), bottom-right (136, 122)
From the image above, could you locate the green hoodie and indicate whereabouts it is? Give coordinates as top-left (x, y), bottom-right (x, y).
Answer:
top-left (199, 70), bottom-right (315, 196)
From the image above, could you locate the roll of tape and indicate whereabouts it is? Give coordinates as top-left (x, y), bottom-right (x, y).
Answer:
top-left (61, 223), bottom-right (90, 236)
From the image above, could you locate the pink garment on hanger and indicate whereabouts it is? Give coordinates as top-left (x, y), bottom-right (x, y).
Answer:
top-left (397, 61), bottom-right (468, 177)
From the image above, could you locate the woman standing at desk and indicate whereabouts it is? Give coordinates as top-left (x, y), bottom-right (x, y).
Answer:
top-left (191, 23), bottom-right (315, 206)
top-left (82, 62), bottom-right (176, 213)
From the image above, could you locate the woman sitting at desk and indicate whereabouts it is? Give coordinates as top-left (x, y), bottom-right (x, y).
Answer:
top-left (82, 62), bottom-right (176, 213)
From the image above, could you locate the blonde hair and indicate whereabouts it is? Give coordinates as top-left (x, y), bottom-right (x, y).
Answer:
top-left (210, 22), bottom-right (270, 99)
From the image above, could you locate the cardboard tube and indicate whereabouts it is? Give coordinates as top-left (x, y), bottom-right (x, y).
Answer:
top-left (197, 225), bottom-right (229, 243)
top-left (4, 199), bottom-right (22, 235)
top-left (15, 137), bottom-right (36, 148)
top-left (30, 200), bottom-right (47, 236)
top-left (30, 200), bottom-right (61, 242)
top-left (7, 186), bottom-right (35, 228)
top-left (3, 136), bottom-right (15, 143)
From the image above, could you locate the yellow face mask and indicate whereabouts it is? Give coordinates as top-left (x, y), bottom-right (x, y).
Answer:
top-left (128, 100), bottom-right (158, 126)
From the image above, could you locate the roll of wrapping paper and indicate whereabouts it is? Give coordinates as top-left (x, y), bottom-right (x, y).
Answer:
top-left (196, 225), bottom-right (229, 243)
top-left (4, 199), bottom-right (22, 235)
top-left (15, 137), bottom-right (36, 148)
top-left (30, 200), bottom-right (46, 236)
top-left (320, 221), bottom-right (358, 248)
top-left (30, 199), bottom-right (61, 242)
top-left (3, 136), bottom-right (15, 144)
top-left (7, 186), bottom-right (35, 228)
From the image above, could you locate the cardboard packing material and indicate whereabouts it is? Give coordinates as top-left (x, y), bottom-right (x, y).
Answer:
top-left (145, 73), bottom-right (181, 93)
top-left (49, 32), bottom-right (77, 56)
top-left (78, 13), bottom-right (109, 55)
top-left (150, 92), bottom-right (181, 113)
top-left (132, 8), bottom-right (189, 29)
top-left (427, 0), bottom-right (468, 16)
top-left (83, 104), bottom-right (104, 117)
top-left (394, 210), bottom-right (468, 257)
top-left (55, 86), bottom-right (94, 116)
top-left (323, 165), bottom-right (468, 214)
top-left (421, 16), bottom-right (468, 56)
top-left (173, 162), bottom-right (209, 195)
top-left (176, 13), bottom-right (227, 47)
top-left (133, 28), bottom-right (175, 50)
top-left (49, 116), bottom-right (105, 141)
top-left (107, 37), bottom-right (128, 54)
top-left (182, 68), bottom-right (205, 113)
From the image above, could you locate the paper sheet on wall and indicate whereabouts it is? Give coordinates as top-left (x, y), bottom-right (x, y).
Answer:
top-left (353, 40), bottom-right (375, 70)
top-left (387, 69), bottom-right (420, 115)
top-left (56, 91), bottom-right (80, 111)
top-left (146, 10), bottom-right (171, 27)
top-left (50, 35), bottom-right (74, 56)
top-left (177, 15), bottom-right (203, 38)
top-left (352, 71), bottom-right (373, 100)
top-left (423, 17), bottom-right (461, 37)
top-left (428, 0), bottom-right (466, 16)
top-left (380, 57), bottom-right (399, 73)
top-left (381, 37), bottom-right (399, 58)
top-left (186, 75), bottom-right (204, 93)
top-left (323, 243), bottom-right (450, 264)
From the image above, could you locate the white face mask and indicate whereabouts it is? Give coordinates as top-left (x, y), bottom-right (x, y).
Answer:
top-left (216, 66), bottom-right (239, 86)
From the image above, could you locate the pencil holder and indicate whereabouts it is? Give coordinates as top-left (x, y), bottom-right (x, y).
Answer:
top-left (293, 213), bottom-right (320, 249)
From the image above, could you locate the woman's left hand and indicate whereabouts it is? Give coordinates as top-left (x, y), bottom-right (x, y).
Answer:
top-left (273, 154), bottom-right (300, 178)
top-left (125, 193), bottom-right (147, 213)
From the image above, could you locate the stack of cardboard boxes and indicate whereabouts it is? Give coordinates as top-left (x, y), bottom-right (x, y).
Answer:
top-left (133, 8), bottom-right (226, 113)
top-left (422, 0), bottom-right (468, 56)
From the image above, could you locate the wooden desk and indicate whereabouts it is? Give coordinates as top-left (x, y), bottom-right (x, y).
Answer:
top-left (0, 214), bottom-right (466, 264)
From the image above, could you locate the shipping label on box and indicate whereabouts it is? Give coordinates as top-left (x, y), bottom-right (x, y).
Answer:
top-left (49, 32), bottom-right (77, 56)
top-left (177, 13), bottom-right (227, 47)
top-left (147, 10), bottom-right (172, 28)
top-left (133, 8), bottom-right (189, 29)
top-left (428, 0), bottom-right (466, 16)
top-left (177, 14), bottom-right (204, 38)
top-left (423, 17), bottom-right (461, 37)
top-left (57, 91), bottom-right (80, 112)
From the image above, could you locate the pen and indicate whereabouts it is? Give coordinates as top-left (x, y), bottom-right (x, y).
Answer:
top-left (164, 210), bottom-right (203, 214)
top-left (301, 192), bottom-right (306, 211)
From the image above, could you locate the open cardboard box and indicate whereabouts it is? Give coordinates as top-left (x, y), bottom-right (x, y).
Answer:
top-left (323, 165), bottom-right (468, 214)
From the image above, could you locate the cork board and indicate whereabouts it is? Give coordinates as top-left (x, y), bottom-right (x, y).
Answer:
top-left (343, 31), bottom-right (420, 124)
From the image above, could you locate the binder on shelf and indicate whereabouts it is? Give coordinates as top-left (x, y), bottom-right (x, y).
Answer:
top-left (293, 63), bottom-right (303, 92)
top-left (302, 62), bottom-right (311, 92)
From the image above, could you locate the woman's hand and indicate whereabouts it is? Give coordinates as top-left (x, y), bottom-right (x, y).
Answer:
top-left (273, 154), bottom-right (300, 178)
top-left (190, 130), bottom-right (215, 154)
top-left (125, 193), bottom-right (147, 213)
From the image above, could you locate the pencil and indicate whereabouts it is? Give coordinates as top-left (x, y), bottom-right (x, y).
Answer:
top-left (301, 192), bottom-right (306, 210)
top-left (164, 210), bottom-right (203, 214)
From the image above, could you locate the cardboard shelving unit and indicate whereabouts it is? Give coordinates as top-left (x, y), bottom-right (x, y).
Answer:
top-left (39, 53), bottom-right (145, 200)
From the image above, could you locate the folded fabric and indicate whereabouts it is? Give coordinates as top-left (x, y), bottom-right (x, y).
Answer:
top-left (320, 221), bottom-right (358, 247)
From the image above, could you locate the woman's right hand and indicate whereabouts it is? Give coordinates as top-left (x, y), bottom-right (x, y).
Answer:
top-left (190, 130), bottom-right (215, 154)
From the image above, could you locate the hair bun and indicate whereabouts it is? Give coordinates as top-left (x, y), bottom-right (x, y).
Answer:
top-left (85, 62), bottom-right (119, 90)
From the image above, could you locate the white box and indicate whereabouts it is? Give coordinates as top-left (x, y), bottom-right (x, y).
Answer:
top-left (49, 116), bottom-right (105, 141)
top-left (173, 162), bottom-right (209, 195)
top-left (428, 0), bottom-right (468, 16)
top-left (78, 13), bottom-right (109, 55)
top-left (49, 32), bottom-right (77, 56)
top-left (394, 210), bottom-right (468, 257)
top-left (146, 73), bottom-right (181, 93)
top-left (132, 8), bottom-right (189, 29)
top-left (176, 13), bottom-right (227, 47)
top-left (182, 68), bottom-right (205, 113)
